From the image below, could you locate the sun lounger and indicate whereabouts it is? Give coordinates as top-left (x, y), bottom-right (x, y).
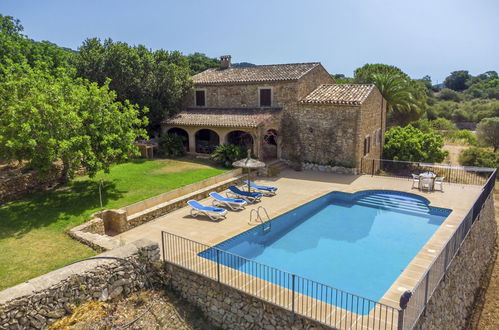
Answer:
top-left (227, 185), bottom-right (262, 203)
top-left (209, 192), bottom-right (247, 210)
top-left (187, 200), bottom-right (227, 221)
top-left (244, 180), bottom-right (278, 196)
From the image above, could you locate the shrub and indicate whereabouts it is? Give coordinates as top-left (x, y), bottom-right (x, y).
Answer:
top-left (211, 144), bottom-right (245, 168)
top-left (446, 130), bottom-right (478, 146)
top-left (410, 119), bottom-right (433, 133)
top-left (429, 118), bottom-right (457, 131)
top-left (458, 147), bottom-right (498, 169)
top-left (476, 117), bottom-right (499, 152)
top-left (383, 125), bottom-right (448, 163)
top-left (157, 134), bottom-right (186, 157)
top-left (438, 88), bottom-right (462, 102)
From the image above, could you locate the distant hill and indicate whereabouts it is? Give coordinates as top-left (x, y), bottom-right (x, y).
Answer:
top-left (232, 62), bottom-right (256, 67)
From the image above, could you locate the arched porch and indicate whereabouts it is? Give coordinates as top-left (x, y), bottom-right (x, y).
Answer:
top-left (167, 127), bottom-right (189, 152)
top-left (195, 129), bottom-right (220, 154)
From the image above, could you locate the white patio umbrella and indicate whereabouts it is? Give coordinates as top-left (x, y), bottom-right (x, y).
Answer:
top-left (232, 149), bottom-right (265, 192)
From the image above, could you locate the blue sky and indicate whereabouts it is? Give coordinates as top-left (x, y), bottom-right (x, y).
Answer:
top-left (2, 0), bottom-right (498, 83)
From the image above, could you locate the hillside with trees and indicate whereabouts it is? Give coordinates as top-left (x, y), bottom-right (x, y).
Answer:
top-left (0, 14), bottom-right (221, 178)
top-left (334, 65), bottom-right (498, 170)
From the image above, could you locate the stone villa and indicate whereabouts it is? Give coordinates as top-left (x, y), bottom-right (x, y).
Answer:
top-left (162, 55), bottom-right (386, 168)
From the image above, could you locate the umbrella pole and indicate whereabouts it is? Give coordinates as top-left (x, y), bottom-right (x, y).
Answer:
top-left (247, 169), bottom-right (251, 192)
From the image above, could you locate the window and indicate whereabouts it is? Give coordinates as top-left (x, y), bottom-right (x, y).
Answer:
top-left (195, 90), bottom-right (206, 107)
top-left (259, 88), bottom-right (272, 107)
top-left (373, 129), bottom-right (378, 146)
top-left (364, 136), bottom-right (371, 156)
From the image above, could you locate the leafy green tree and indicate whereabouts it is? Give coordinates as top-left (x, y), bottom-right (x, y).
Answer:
top-left (0, 15), bottom-right (72, 76)
top-left (382, 125), bottom-right (448, 162)
top-left (438, 88), bottom-right (461, 102)
top-left (354, 64), bottom-right (427, 125)
top-left (459, 147), bottom-right (498, 169)
top-left (157, 134), bottom-right (186, 157)
top-left (444, 70), bottom-right (471, 91)
top-left (186, 52), bottom-right (219, 74)
top-left (332, 73), bottom-right (355, 84)
top-left (71, 38), bottom-right (193, 133)
top-left (0, 63), bottom-right (148, 181)
top-left (476, 117), bottom-right (499, 152)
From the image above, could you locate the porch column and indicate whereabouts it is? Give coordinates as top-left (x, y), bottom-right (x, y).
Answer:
top-left (254, 129), bottom-right (262, 160)
top-left (187, 128), bottom-right (196, 153)
top-left (277, 134), bottom-right (283, 159)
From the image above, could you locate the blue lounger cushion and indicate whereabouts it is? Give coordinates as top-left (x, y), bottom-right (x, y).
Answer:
top-left (244, 180), bottom-right (278, 192)
top-left (210, 192), bottom-right (246, 204)
top-left (228, 185), bottom-right (263, 198)
top-left (187, 200), bottom-right (226, 213)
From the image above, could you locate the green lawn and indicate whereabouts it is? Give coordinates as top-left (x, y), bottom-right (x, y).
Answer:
top-left (0, 158), bottom-right (227, 290)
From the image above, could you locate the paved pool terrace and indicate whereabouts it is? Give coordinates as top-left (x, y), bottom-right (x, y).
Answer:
top-left (116, 169), bottom-right (482, 324)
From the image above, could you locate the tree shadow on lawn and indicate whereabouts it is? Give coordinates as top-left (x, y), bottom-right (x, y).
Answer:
top-left (0, 180), bottom-right (124, 240)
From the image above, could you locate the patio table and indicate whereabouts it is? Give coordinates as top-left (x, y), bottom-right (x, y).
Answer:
top-left (419, 171), bottom-right (437, 191)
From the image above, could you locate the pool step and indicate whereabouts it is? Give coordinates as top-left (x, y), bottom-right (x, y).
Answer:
top-left (356, 195), bottom-right (430, 215)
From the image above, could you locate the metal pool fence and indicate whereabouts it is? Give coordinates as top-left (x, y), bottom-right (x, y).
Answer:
top-left (162, 231), bottom-right (401, 329)
top-left (161, 165), bottom-right (496, 330)
top-left (400, 167), bottom-right (496, 329)
top-left (360, 158), bottom-right (495, 186)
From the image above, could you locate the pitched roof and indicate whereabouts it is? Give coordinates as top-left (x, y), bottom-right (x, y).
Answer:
top-left (300, 84), bottom-right (376, 105)
top-left (163, 108), bottom-right (281, 128)
top-left (193, 63), bottom-right (321, 85)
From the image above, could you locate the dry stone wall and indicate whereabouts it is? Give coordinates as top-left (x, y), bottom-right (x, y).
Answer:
top-left (164, 263), bottom-right (330, 330)
top-left (0, 239), bottom-right (159, 330)
top-left (0, 169), bottom-right (61, 204)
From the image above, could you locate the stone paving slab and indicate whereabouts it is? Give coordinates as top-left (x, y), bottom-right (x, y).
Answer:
top-left (116, 169), bottom-right (482, 314)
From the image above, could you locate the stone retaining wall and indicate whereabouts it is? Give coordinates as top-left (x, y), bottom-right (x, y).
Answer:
top-left (413, 190), bottom-right (496, 330)
top-left (0, 239), bottom-right (159, 329)
top-left (68, 170), bottom-right (244, 250)
top-left (0, 169), bottom-right (61, 204)
top-left (163, 263), bottom-right (329, 330)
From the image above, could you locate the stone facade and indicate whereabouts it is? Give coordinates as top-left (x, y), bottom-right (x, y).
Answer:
top-left (413, 191), bottom-right (496, 330)
top-left (164, 59), bottom-right (385, 168)
top-left (163, 263), bottom-right (329, 330)
top-left (185, 65), bottom-right (333, 109)
top-left (282, 87), bottom-right (385, 168)
top-left (282, 103), bottom-right (359, 166)
top-left (0, 239), bottom-right (159, 330)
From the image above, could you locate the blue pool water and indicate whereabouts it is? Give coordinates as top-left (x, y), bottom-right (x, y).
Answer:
top-left (200, 190), bottom-right (451, 313)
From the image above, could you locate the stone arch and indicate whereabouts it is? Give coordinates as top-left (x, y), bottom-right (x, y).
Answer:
top-left (226, 130), bottom-right (254, 151)
top-left (167, 127), bottom-right (189, 152)
top-left (195, 129), bottom-right (220, 153)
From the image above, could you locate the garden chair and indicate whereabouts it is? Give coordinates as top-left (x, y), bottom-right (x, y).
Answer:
top-left (434, 177), bottom-right (445, 191)
top-left (411, 174), bottom-right (420, 189)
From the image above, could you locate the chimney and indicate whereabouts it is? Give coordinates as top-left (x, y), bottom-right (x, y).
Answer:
top-left (220, 55), bottom-right (231, 69)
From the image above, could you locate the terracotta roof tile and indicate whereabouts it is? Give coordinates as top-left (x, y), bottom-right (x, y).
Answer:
top-left (193, 63), bottom-right (320, 85)
top-left (300, 84), bottom-right (376, 105)
top-left (163, 108), bottom-right (281, 128)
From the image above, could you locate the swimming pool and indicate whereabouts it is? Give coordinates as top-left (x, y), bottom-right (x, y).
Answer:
top-left (200, 190), bottom-right (451, 313)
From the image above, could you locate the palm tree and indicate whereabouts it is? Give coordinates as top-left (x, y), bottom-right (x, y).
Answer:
top-left (370, 73), bottom-right (426, 126)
